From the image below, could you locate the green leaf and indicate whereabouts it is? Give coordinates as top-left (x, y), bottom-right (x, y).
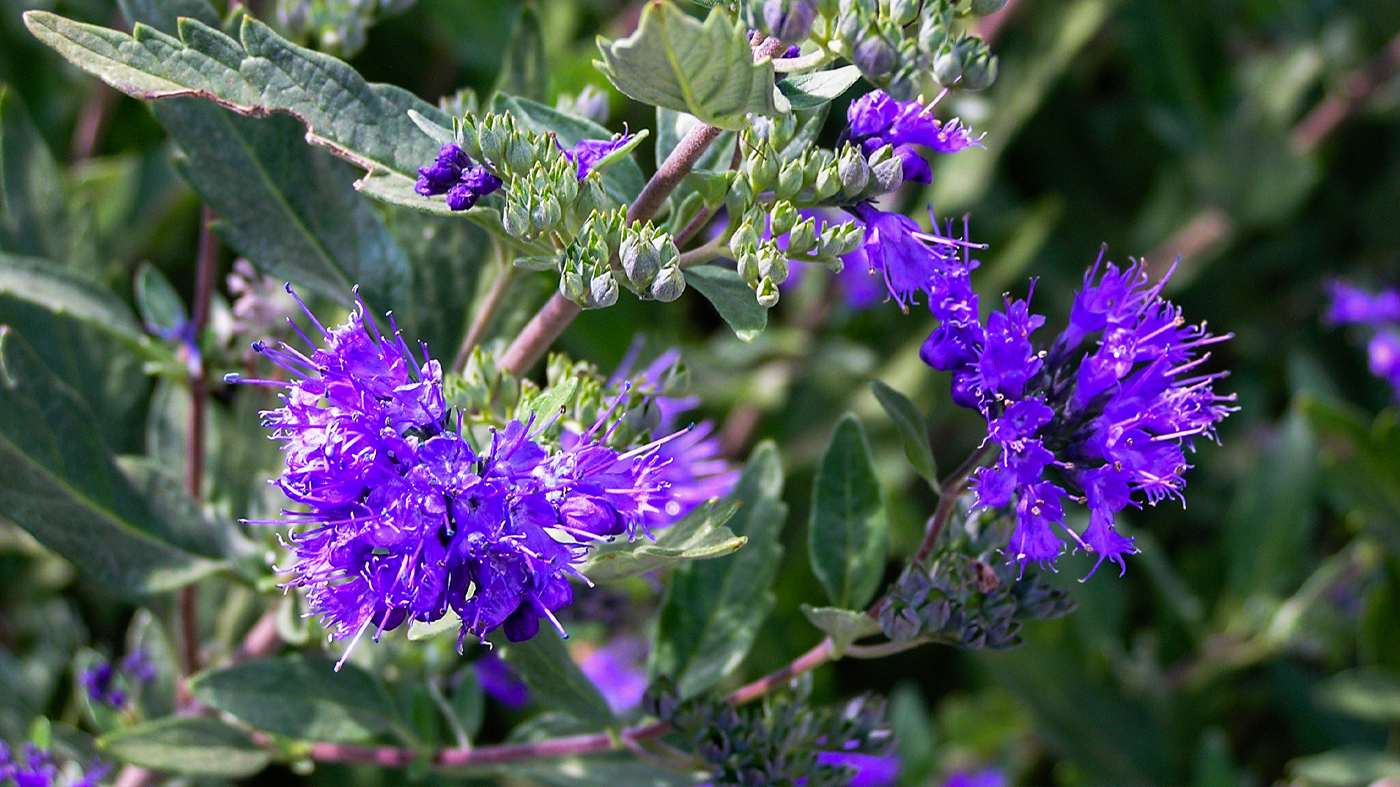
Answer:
top-left (1290, 749), bottom-right (1400, 787)
top-left (0, 254), bottom-right (148, 349)
top-left (154, 99), bottom-right (412, 310)
top-left (407, 608), bottom-right (461, 641)
top-left (1315, 669), bottom-right (1400, 724)
top-left (115, 456), bottom-right (232, 560)
top-left (528, 375), bottom-right (580, 421)
top-left (776, 66), bottom-right (862, 110)
top-left (384, 208), bottom-right (490, 353)
top-left (490, 93), bottom-right (646, 206)
top-left (450, 667), bottom-right (485, 741)
top-left (190, 655), bottom-right (399, 743)
top-left (869, 381), bottom-right (937, 485)
top-left (0, 86), bottom-right (68, 261)
top-left (799, 604), bottom-right (880, 656)
top-left (580, 499), bottom-right (745, 581)
top-left (99, 717), bottom-right (270, 777)
top-left (134, 262), bottom-right (186, 336)
top-left (651, 442), bottom-right (786, 698)
top-left (22, 10), bottom-right (447, 192)
top-left (809, 414), bottom-right (888, 610)
top-left (0, 328), bottom-right (220, 595)
top-left (595, 2), bottom-right (779, 130)
top-left (493, 2), bottom-right (548, 102)
top-left (684, 265), bottom-right (766, 342)
top-left (494, 630), bottom-right (616, 728)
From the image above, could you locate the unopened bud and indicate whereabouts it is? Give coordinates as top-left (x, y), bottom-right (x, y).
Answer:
top-left (763, 0), bottom-right (817, 44)
top-left (620, 235), bottom-right (661, 288)
top-left (561, 271), bottom-right (587, 302)
top-left (738, 252), bottom-right (761, 286)
top-left (503, 199), bottom-right (531, 237)
top-left (852, 31), bottom-right (895, 77)
top-left (477, 120), bottom-right (506, 164)
top-left (505, 136), bottom-right (535, 172)
top-left (837, 146), bottom-right (870, 194)
top-left (730, 222), bottom-right (760, 256)
top-left (775, 161), bottom-right (804, 201)
top-left (889, 0), bottom-right (919, 26)
top-left (770, 201), bottom-right (798, 238)
top-left (815, 163), bottom-right (841, 199)
top-left (746, 149), bottom-right (779, 193)
top-left (962, 52), bottom-right (999, 91)
top-left (531, 196), bottom-right (561, 232)
top-left (758, 246), bottom-right (789, 285)
top-left (756, 276), bottom-right (780, 308)
top-left (869, 148), bottom-right (904, 194)
top-left (726, 175), bottom-right (754, 218)
top-left (933, 45), bottom-right (962, 86)
top-left (650, 266), bottom-right (686, 302)
top-left (787, 218), bottom-right (818, 255)
top-left (590, 271), bottom-right (619, 308)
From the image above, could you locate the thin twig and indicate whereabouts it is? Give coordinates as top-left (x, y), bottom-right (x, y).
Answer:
top-left (912, 442), bottom-right (996, 565)
top-left (454, 244), bottom-right (517, 372)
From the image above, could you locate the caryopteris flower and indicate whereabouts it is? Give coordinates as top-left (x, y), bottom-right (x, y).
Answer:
top-left (1325, 280), bottom-right (1400, 398)
top-left (561, 133), bottom-right (634, 180)
top-left (842, 89), bottom-right (983, 184)
top-left (231, 288), bottom-right (686, 660)
top-left (415, 143), bottom-right (502, 211)
top-left (923, 254), bottom-right (1235, 577)
top-left (843, 205), bottom-right (983, 312)
top-left (0, 742), bottom-right (107, 787)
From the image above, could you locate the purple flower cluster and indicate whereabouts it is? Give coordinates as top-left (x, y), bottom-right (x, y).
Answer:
top-left (560, 134), bottom-right (634, 180)
top-left (415, 143), bottom-right (502, 211)
top-left (843, 204), bottom-right (982, 312)
top-left (842, 90), bottom-right (982, 185)
top-left (81, 649), bottom-right (155, 708)
top-left (922, 256), bottom-right (1235, 577)
top-left (1325, 280), bottom-right (1400, 398)
top-left (234, 289), bottom-right (688, 658)
top-left (0, 743), bottom-right (106, 787)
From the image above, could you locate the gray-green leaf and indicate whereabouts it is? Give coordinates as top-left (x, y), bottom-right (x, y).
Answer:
top-left (580, 499), bottom-right (744, 582)
top-left (684, 265), bottom-right (767, 342)
top-left (595, 2), bottom-right (779, 130)
top-left (799, 604), bottom-right (880, 656)
top-left (651, 442), bottom-right (786, 698)
top-left (99, 717), bottom-right (270, 778)
top-left (776, 66), bottom-right (862, 110)
top-left (493, 2), bottom-right (548, 102)
top-left (0, 254), bottom-right (148, 350)
top-left (0, 329), bottom-right (220, 595)
top-left (809, 414), bottom-right (887, 610)
top-left (495, 630), bottom-right (616, 728)
top-left (134, 262), bottom-right (186, 336)
top-left (869, 381), bottom-right (937, 485)
top-left (189, 655), bottom-right (399, 743)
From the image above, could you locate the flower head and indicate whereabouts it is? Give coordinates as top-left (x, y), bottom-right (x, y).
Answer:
top-left (415, 143), bottom-right (502, 211)
top-left (845, 204), bottom-right (983, 312)
top-left (924, 254), bottom-right (1235, 577)
top-left (843, 90), bottom-right (983, 184)
top-left (232, 288), bottom-right (687, 659)
top-left (0, 742), bottom-right (107, 787)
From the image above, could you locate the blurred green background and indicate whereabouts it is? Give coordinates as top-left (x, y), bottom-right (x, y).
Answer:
top-left (6, 0), bottom-right (1400, 784)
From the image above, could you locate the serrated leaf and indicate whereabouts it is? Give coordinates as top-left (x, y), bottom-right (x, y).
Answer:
top-left (23, 10), bottom-right (447, 199)
top-left (155, 100), bottom-right (412, 311)
top-left (1315, 668), bottom-right (1400, 724)
top-left (776, 66), bottom-right (862, 110)
top-left (580, 499), bottom-right (744, 581)
top-left (494, 630), bottom-right (616, 728)
top-left (684, 265), bottom-right (766, 342)
top-left (651, 442), bottom-right (786, 698)
top-left (493, 2), bottom-right (548, 102)
top-left (0, 329), bottom-right (221, 595)
top-left (0, 254), bottom-right (148, 349)
top-left (190, 655), bottom-right (399, 743)
top-left (799, 604), bottom-right (880, 656)
top-left (490, 93), bottom-right (646, 206)
top-left (99, 717), bottom-right (270, 777)
top-left (809, 414), bottom-right (887, 610)
top-left (134, 262), bottom-right (186, 336)
top-left (595, 2), bottom-right (779, 130)
top-left (869, 381), bottom-right (937, 484)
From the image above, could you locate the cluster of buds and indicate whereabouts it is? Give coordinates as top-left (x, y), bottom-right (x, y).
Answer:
top-left (557, 210), bottom-right (685, 308)
top-left (810, 0), bottom-right (999, 98)
top-left (877, 553), bottom-right (1075, 649)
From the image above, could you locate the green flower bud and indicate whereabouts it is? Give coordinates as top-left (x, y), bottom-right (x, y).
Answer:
top-left (477, 119), bottom-right (506, 164)
top-left (552, 168), bottom-right (578, 205)
top-left (657, 235), bottom-right (680, 267)
top-left (835, 8), bottom-right (863, 50)
top-left (802, 151), bottom-right (825, 186)
top-left (756, 276), bottom-right (781, 308)
top-left (837, 145), bottom-right (870, 195)
top-left (503, 199), bottom-right (531, 237)
top-left (746, 148), bottom-right (779, 193)
top-left (574, 178), bottom-right (605, 216)
top-left (650, 266), bottom-right (686, 302)
top-left (787, 217), bottom-right (818, 256)
top-left (889, 0), bottom-right (919, 26)
top-left (730, 221), bottom-right (761, 256)
top-left (738, 252), bottom-right (761, 286)
top-left (560, 271), bottom-right (587, 303)
top-left (589, 271), bottom-right (619, 308)
top-left (918, 12), bottom-right (949, 54)
top-left (933, 44), bottom-right (963, 86)
top-left (869, 146), bottom-right (904, 194)
top-left (505, 136), bottom-right (535, 173)
top-left (726, 175), bottom-right (755, 219)
top-left (758, 246), bottom-right (789, 285)
top-left (770, 200), bottom-right (798, 238)
top-left (775, 160), bottom-right (805, 201)
top-left (620, 234), bottom-right (661, 289)
top-left (815, 162), bottom-right (842, 199)
top-left (531, 195), bottom-right (561, 233)
top-left (962, 52), bottom-right (999, 91)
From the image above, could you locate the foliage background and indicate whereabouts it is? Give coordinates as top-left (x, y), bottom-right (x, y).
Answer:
top-left (5, 0), bottom-right (1400, 784)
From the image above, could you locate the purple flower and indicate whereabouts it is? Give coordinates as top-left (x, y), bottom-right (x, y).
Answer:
top-left (1325, 280), bottom-right (1400, 399)
top-left (815, 752), bottom-right (899, 787)
top-left (416, 143), bottom-right (501, 211)
top-left (924, 256), bottom-right (1235, 577)
top-left (578, 636), bottom-right (649, 713)
top-left (473, 652), bottom-right (531, 709)
top-left (843, 90), bottom-right (983, 184)
top-left (561, 134), bottom-right (634, 180)
top-left (845, 203), bottom-right (982, 312)
top-left (231, 288), bottom-right (689, 659)
top-left (81, 648), bottom-right (155, 708)
top-left (0, 742), bottom-right (107, 787)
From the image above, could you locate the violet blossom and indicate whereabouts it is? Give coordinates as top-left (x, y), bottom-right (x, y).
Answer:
top-left (1325, 280), bottom-right (1400, 398)
top-left (231, 288), bottom-right (688, 660)
top-left (561, 134), bottom-right (634, 180)
top-left (415, 143), bottom-right (502, 211)
top-left (0, 742), bottom-right (107, 787)
top-left (841, 90), bottom-right (983, 185)
top-left (923, 255), bottom-right (1235, 577)
top-left (81, 648), bottom-right (155, 708)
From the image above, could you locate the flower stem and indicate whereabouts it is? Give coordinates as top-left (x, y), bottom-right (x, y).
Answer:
top-left (912, 442), bottom-right (997, 566)
top-left (454, 241), bottom-right (517, 373)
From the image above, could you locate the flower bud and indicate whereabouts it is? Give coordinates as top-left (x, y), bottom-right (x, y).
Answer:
top-left (502, 199), bottom-right (531, 237)
top-left (962, 52), bottom-right (999, 91)
top-left (738, 252), bottom-right (761, 286)
top-left (852, 31), bottom-right (895, 77)
top-left (769, 201), bottom-right (798, 238)
top-left (560, 271), bottom-right (587, 303)
top-left (650, 266), bottom-right (686, 302)
top-left (589, 271), bottom-right (619, 308)
top-left (815, 162), bottom-right (841, 199)
top-left (834, 8), bottom-right (863, 50)
top-left (888, 0), bottom-right (919, 26)
top-left (787, 217), bottom-right (818, 256)
top-left (918, 13), bottom-right (949, 55)
top-left (620, 235), bottom-right (661, 289)
top-left (884, 67), bottom-right (918, 102)
top-left (657, 235), bottom-right (680, 268)
top-left (775, 160), bottom-right (804, 201)
top-left (477, 119), bottom-right (507, 164)
top-left (730, 221), bottom-right (760, 256)
top-left (970, 0), bottom-right (1009, 15)
top-left (869, 147), bottom-right (905, 194)
top-left (725, 175), bottom-right (754, 219)
top-left (837, 145), bottom-right (870, 194)
top-left (531, 195), bottom-right (561, 233)
top-left (573, 178), bottom-right (605, 216)
top-left (758, 246), bottom-right (789, 285)
top-left (623, 400), bottom-right (663, 436)
top-left (746, 148), bottom-right (779, 194)
top-left (756, 276), bottom-right (780, 308)
top-left (762, 0), bottom-right (817, 45)
top-left (505, 136), bottom-right (535, 173)
top-left (933, 44), bottom-right (962, 86)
